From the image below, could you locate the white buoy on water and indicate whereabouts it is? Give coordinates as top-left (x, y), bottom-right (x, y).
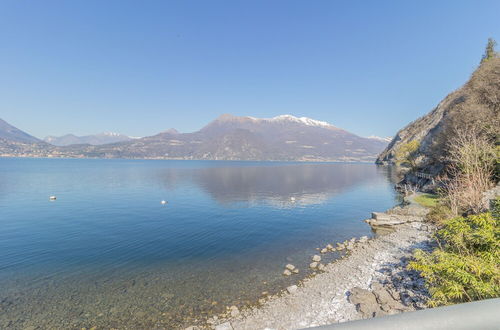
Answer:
top-left (49, 196), bottom-right (57, 201)
top-left (161, 200), bottom-right (167, 205)
top-left (290, 197), bottom-right (296, 202)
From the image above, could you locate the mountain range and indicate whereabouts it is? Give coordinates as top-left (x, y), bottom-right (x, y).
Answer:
top-left (0, 114), bottom-right (389, 161)
top-left (44, 132), bottom-right (136, 146)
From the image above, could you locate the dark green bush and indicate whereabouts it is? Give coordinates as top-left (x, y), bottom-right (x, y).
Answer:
top-left (409, 212), bottom-right (500, 306)
top-left (492, 196), bottom-right (500, 219)
top-left (425, 204), bottom-right (453, 224)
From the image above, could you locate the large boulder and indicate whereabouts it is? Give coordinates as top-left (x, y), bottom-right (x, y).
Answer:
top-left (348, 287), bottom-right (383, 318)
top-left (371, 282), bottom-right (407, 313)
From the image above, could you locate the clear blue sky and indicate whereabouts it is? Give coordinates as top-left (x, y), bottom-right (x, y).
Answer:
top-left (1, 1), bottom-right (499, 139)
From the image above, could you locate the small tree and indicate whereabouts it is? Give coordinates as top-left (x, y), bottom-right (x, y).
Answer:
top-left (481, 38), bottom-right (498, 63)
top-left (441, 126), bottom-right (496, 215)
top-left (395, 140), bottom-right (420, 170)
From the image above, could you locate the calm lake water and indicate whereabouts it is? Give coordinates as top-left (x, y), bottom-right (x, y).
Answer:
top-left (0, 158), bottom-right (398, 329)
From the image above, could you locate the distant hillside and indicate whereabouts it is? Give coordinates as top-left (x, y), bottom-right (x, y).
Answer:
top-left (377, 57), bottom-right (500, 177)
top-left (44, 132), bottom-right (134, 146)
top-left (0, 115), bottom-right (389, 161)
top-left (71, 114), bottom-right (388, 161)
top-left (0, 118), bottom-right (41, 144)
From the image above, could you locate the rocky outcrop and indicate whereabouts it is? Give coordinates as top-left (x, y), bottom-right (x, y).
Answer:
top-left (365, 194), bottom-right (429, 228)
top-left (349, 287), bottom-right (383, 318)
top-left (366, 212), bottom-right (422, 227)
top-left (376, 58), bottom-right (500, 181)
top-left (375, 89), bottom-right (457, 169)
top-left (349, 282), bottom-right (408, 318)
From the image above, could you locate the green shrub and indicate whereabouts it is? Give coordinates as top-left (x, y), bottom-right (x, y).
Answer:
top-left (395, 140), bottom-right (420, 169)
top-left (425, 204), bottom-right (453, 224)
top-left (409, 212), bottom-right (500, 307)
top-left (492, 197), bottom-right (500, 219)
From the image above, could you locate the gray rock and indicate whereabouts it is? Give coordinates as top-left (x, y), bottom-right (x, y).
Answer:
top-left (215, 322), bottom-right (233, 330)
top-left (400, 292), bottom-right (413, 306)
top-left (283, 269), bottom-right (292, 276)
top-left (349, 287), bottom-right (381, 318)
top-left (312, 255), bottom-right (321, 262)
top-left (229, 305), bottom-right (240, 317)
top-left (371, 282), bottom-right (406, 312)
top-left (309, 262), bottom-right (318, 269)
top-left (287, 285), bottom-right (298, 294)
top-left (285, 264), bottom-right (295, 271)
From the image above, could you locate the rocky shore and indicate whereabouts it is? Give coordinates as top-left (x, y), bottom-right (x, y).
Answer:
top-left (195, 195), bottom-right (434, 330)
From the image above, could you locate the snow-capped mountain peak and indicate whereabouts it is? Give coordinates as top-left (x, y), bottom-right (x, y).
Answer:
top-left (101, 131), bottom-right (122, 137)
top-left (215, 114), bottom-right (337, 128)
top-left (266, 114), bottom-right (335, 128)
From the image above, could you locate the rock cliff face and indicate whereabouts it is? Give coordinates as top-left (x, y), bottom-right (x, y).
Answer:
top-left (376, 57), bottom-right (500, 178)
top-left (375, 90), bottom-right (460, 174)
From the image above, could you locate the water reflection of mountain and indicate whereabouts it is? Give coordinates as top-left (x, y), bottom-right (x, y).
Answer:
top-left (157, 163), bottom-right (396, 206)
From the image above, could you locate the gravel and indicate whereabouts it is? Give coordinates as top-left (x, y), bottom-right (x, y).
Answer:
top-left (219, 221), bottom-right (434, 330)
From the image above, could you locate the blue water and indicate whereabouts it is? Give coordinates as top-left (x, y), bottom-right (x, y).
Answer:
top-left (0, 158), bottom-right (398, 329)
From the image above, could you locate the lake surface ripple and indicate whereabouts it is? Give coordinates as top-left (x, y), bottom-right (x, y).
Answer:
top-left (0, 159), bottom-right (398, 329)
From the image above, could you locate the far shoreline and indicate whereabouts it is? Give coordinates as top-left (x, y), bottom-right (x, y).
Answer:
top-left (0, 156), bottom-right (380, 164)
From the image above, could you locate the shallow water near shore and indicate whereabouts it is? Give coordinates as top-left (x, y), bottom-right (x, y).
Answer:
top-left (0, 158), bottom-right (398, 329)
